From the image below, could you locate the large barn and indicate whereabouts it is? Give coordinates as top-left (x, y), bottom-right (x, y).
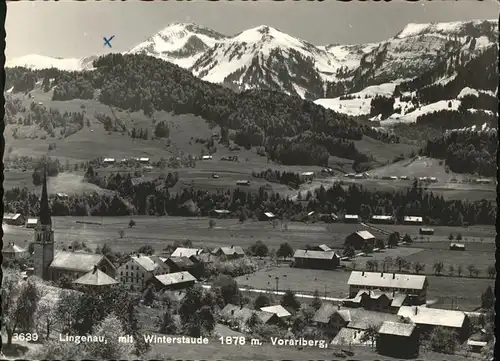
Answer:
top-left (293, 250), bottom-right (340, 270)
top-left (345, 231), bottom-right (376, 250)
top-left (347, 271), bottom-right (428, 304)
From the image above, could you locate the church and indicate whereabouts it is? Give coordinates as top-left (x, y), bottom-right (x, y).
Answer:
top-left (33, 170), bottom-right (116, 282)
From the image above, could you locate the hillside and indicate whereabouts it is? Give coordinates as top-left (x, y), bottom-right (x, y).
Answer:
top-left (6, 53), bottom-right (403, 171)
top-left (7, 20), bottom-right (496, 100)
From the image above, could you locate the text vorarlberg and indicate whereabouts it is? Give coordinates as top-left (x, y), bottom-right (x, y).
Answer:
top-left (270, 337), bottom-right (328, 349)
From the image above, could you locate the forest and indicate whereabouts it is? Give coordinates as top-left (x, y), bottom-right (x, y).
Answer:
top-left (422, 130), bottom-right (497, 177)
top-left (4, 170), bottom-right (496, 226)
top-left (5, 54), bottom-right (396, 164)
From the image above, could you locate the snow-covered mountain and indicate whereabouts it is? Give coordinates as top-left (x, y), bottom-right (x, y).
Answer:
top-left (5, 54), bottom-right (98, 71)
top-left (127, 22), bottom-right (227, 68)
top-left (6, 19), bottom-right (497, 100)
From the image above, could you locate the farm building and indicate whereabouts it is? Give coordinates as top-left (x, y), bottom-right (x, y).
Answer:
top-left (319, 213), bottom-right (339, 223)
top-left (429, 177), bottom-right (438, 183)
top-left (397, 306), bottom-right (471, 342)
top-left (201, 155), bottom-right (213, 160)
top-left (403, 216), bottom-right (423, 225)
top-left (2, 242), bottom-right (29, 261)
top-left (419, 227), bottom-right (434, 235)
top-left (261, 212), bottom-right (277, 221)
top-left (345, 173), bottom-right (355, 178)
top-left (189, 253), bottom-right (213, 264)
top-left (312, 244), bottom-right (333, 252)
top-left (418, 177), bottom-right (427, 182)
top-left (450, 243), bottom-right (466, 251)
top-left (467, 331), bottom-right (489, 353)
top-left (26, 218), bottom-right (38, 228)
top-left (301, 171), bottom-right (315, 181)
top-left (389, 176), bottom-right (398, 180)
top-left (220, 304), bottom-right (282, 331)
top-left (56, 192), bottom-right (69, 199)
top-left (313, 304), bottom-right (399, 339)
top-left (331, 327), bottom-right (367, 346)
top-left (103, 158), bottom-right (116, 164)
top-left (211, 209), bottom-right (231, 218)
top-left (211, 245), bottom-right (245, 259)
top-left (377, 321), bottom-right (419, 359)
top-left (171, 247), bottom-right (204, 258)
top-left (3, 213), bottom-right (24, 226)
top-left (48, 251), bottom-right (117, 283)
top-left (293, 250), bottom-right (340, 270)
top-left (370, 215), bottom-right (394, 224)
top-left (164, 257), bottom-right (196, 273)
top-left (139, 157), bottom-right (150, 164)
top-left (343, 289), bottom-right (409, 313)
top-left (400, 176), bottom-right (410, 180)
top-left (236, 180), bottom-right (250, 186)
top-left (260, 305), bottom-right (292, 320)
top-left (152, 271), bottom-right (197, 291)
top-left (348, 271), bottom-right (428, 304)
top-left (73, 265), bottom-right (119, 289)
top-left (344, 214), bottom-right (359, 223)
top-left (345, 231), bottom-right (375, 250)
top-left (475, 178), bottom-right (493, 184)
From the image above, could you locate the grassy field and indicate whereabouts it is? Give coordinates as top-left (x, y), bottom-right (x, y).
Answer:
top-left (5, 216), bottom-right (494, 254)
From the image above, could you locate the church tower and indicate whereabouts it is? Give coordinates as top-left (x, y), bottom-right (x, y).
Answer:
top-left (33, 167), bottom-right (54, 281)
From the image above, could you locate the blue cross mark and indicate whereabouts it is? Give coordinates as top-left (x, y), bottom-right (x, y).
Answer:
top-left (103, 35), bottom-right (115, 48)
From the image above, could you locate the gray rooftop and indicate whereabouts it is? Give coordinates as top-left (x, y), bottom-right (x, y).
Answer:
top-left (221, 304), bottom-right (276, 325)
top-left (154, 271), bottom-right (196, 286)
top-left (260, 305), bottom-right (292, 318)
top-left (294, 249), bottom-right (339, 260)
top-left (131, 255), bottom-right (160, 272)
top-left (378, 321), bottom-right (416, 337)
top-left (49, 251), bottom-right (107, 273)
top-left (171, 248), bottom-right (203, 258)
top-left (397, 306), bottom-right (467, 329)
top-left (73, 268), bottom-right (118, 286)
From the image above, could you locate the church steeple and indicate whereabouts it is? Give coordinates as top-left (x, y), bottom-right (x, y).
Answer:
top-left (39, 166), bottom-right (52, 226)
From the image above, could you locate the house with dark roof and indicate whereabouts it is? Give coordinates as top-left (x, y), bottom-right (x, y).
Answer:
top-left (345, 231), bottom-right (375, 250)
top-left (164, 256), bottom-right (196, 274)
top-left (312, 304), bottom-right (399, 339)
top-left (348, 271), bottom-right (428, 304)
top-left (220, 304), bottom-right (282, 332)
top-left (397, 306), bottom-right (471, 342)
top-left (2, 242), bottom-right (29, 261)
top-left (212, 245), bottom-right (245, 259)
top-left (343, 289), bottom-right (409, 313)
top-left (152, 271), bottom-right (197, 291)
top-left (293, 249), bottom-right (340, 270)
top-left (377, 321), bottom-right (419, 359)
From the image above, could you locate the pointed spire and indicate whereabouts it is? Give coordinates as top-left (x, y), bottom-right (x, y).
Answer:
top-left (39, 164), bottom-right (52, 226)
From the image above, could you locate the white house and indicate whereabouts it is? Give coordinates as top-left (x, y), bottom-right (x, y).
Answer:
top-left (116, 255), bottom-right (167, 289)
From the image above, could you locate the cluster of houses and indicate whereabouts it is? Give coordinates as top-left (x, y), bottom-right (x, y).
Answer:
top-left (102, 157), bottom-right (151, 165)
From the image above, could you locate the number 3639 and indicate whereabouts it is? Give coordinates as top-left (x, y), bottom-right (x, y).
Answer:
top-left (13, 333), bottom-right (39, 342)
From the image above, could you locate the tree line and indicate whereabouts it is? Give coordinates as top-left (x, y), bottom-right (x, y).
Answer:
top-left (4, 169), bottom-right (496, 225)
top-left (251, 169), bottom-right (305, 188)
top-left (421, 129), bottom-right (497, 177)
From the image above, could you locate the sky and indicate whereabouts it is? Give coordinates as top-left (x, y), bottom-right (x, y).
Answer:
top-left (5, 0), bottom-right (499, 59)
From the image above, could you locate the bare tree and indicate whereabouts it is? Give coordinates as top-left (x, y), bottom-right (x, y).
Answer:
top-left (457, 265), bottom-right (463, 277)
top-left (118, 229), bottom-right (125, 238)
top-left (448, 265), bottom-right (455, 276)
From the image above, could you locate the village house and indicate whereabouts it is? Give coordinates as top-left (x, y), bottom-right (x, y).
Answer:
top-left (139, 157), bottom-right (150, 164)
top-left (236, 180), bottom-right (250, 186)
top-left (170, 247), bottom-right (204, 258)
top-left (73, 265), bottom-right (119, 290)
top-left (345, 231), bottom-right (376, 250)
top-left (117, 255), bottom-right (167, 289)
top-left (377, 321), bottom-right (419, 359)
top-left (26, 218), bottom-right (38, 228)
top-left (201, 155), bottom-right (213, 160)
top-left (313, 304), bottom-right (399, 340)
top-left (220, 304), bottom-right (282, 331)
top-left (211, 209), bottom-right (231, 218)
top-left (211, 245), bottom-right (245, 259)
top-left (419, 227), bottom-right (434, 235)
top-left (260, 305), bottom-right (292, 322)
top-left (261, 212), bottom-right (277, 221)
top-left (293, 249), bottom-right (340, 270)
top-left (2, 242), bottom-right (29, 261)
top-left (319, 213), bottom-right (339, 223)
top-left (300, 171), bottom-right (315, 182)
top-left (450, 243), bottom-right (466, 251)
top-left (343, 289), bottom-right (409, 313)
top-left (164, 257), bottom-right (196, 274)
top-left (3, 213), bottom-right (24, 226)
top-left (397, 306), bottom-right (471, 342)
top-left (312, 244), bottom-right (333, 252)
top-left (403, 216), bottom-right (423, 225)
top-left (370, 215), bottom-right (394, 224)
top-left (348, 271), bottom-right (428, 304)
top-left (56, 192), bottom-right (69, 200)
top-left (152, 271), bottom-right (197, 291)
top-left (343, 214), bottom-right (359, 223)
top-left (103, 157), bottom-right (116, 165)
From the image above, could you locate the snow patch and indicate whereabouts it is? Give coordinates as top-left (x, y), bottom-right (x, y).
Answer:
top-left (380, 99), bottom-right (461, 126)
